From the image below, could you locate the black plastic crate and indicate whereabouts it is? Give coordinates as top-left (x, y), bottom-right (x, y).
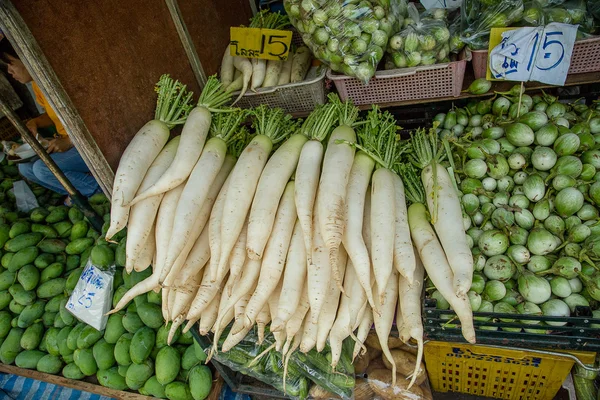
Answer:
top-left (423, 298), bottom-right (600, 351)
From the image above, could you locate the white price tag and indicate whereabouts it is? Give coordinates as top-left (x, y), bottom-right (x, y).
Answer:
top-left (420, 0), bottom-right (461, 9)
top-left (489, 23), bottom-right (578, 86)
top-left (66, 263), bottom-right (114, 331)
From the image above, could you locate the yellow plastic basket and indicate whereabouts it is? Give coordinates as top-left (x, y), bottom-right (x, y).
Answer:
top-left (424, 341), bottom-right (596, 400)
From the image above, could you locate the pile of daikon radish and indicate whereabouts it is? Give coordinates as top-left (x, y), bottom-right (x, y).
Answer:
top-left (105, 74), bottom-right (476, 391)
top-left (221, 10), bottom-right (312, 102)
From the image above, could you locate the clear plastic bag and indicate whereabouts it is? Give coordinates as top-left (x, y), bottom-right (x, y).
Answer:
top-left (207, 325), bottom-right (355, 399)
top-left (514, 1), bottom-right (545, 26)
top-left (284, 0), bottom-right (407, 83)
top-left (385, 3), bottom-right (453, 69)
top-left (460, 0), bottom-right (524, 49)
top-left (544, 0), bottom-right (595, 33)
top-left (12, 180), bottom-right (39, 213)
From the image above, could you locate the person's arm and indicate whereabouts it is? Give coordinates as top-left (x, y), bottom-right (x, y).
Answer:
top-left (26, 113), bottom-right (54, 134)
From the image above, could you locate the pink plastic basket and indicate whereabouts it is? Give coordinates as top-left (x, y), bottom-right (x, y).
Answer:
top-left (468, 36), bottom-right (600, 79)
top-left (326, 60), bottom-right (467, 106)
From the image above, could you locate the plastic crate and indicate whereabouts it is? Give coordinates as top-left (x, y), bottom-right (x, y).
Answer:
top-left (423, 299), bottom-right (600, 351)
top-left (468, 36), bottom-right (600, 79)
top-left (424, 341), bottom-right (596, 400)
top-left (232, 66), bottom-right (327, 115)
top-left (326, 59), bottom-right (467, 106)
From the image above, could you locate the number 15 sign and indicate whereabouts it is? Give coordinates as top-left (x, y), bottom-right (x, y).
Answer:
top-left (488, 23), bottom-right (578, 86)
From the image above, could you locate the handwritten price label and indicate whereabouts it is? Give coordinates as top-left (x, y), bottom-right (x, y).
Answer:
top-left (66, 263), bottom-right (114, 331)
top-left (488, 23), bottom-right (578, 86)
top-left (230, 27), bottom-right (292, 61)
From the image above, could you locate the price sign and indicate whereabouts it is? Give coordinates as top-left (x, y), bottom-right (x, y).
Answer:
top-left (66, 263), bottom-right (114, 331)
top-left (487, 23), bottom-right (578, 86)
top-left (230, 27), bottom-right (292, 61)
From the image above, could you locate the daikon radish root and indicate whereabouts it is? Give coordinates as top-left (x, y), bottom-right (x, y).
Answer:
top-left (217, 106), bottom-right (294, 282)
top-left (317, 94), bottom-right (358, 292)
top-left (199, 287), bottom-right (222, 335)
top-left (226, 70), bottom-right (243, 92)
top-left (411, 128), bottom-right (473, 296)
top-left (342, 151), bottom-right (376, 310)
top-left (125, 136), bottom-right (179, 272)
top-left (329, 258), bottom-right (363, 368)
top-left (160, 154), bottom-right (235, 285)
top-left (256, 303), bottom-right (271, 344)
top-left (244, 182), bottom-right (297, 328)
top-left (232, 57), bottom-right (252, 104)
top-left (163, 112), bottom-right (249, 284)
top-left (267, 280), bottom-right (285, 351)
top-left (184, 260), bottom-right (228, 331)
top-left (352, 304), bottom-right (373, 361)
top-left (373, 269), bottom-right (399, 385)
top-left (251, 59), bottom-right (267, 91)
top-left (299, 313), bottom-right (318, 353)
top-left (290, 46), bottom-right (311, 83)
top-left (295, 104), bottom-right (337, 264)
top-left (225, 220), bottom-right (248, 293)
top-left (403, 164), bottom-right (476, 344)
top-left (220, 46), bottom-right (235, 87)
top-left (351, 108), bottom-right (402, 303)
top-left (277, 52), bottom-right (294, 86)
top-left (166, 227), bottom-right (210, 319)
top-left (315, 248), bottom-right (347, 352)
top-left (246, 126), bottom-right (306, 261)
top-left (222, 324), bottom-right (253, 352)
top-left (272, 222), bottom-right (306, 331)
top-left (262, 60), bottom-right (283, 88)
top-left (208, 169), bottom-right (229, 281)
top-left (283, 287), bottom-right (310, 356)
top-left (363, 189), bottom-right (372, 254)
top-left (398, 249), bottom-right (425, 389)
top-left (154, 184), bottom-right (185, 287)
top-left (166, 269), bottom-right (203, 343)
top-left (393, 174), bottom-right (416, 284)
top-left (213, 259), bottom-right (261, 339)
top-left (107, 75), bottom-right (193, 240)
top-left (307, 201), bottom-right (330, 324)
top-left (131, 77), bottom-right (233, 204)
top-left (132, 226), bottom-right (155, 273)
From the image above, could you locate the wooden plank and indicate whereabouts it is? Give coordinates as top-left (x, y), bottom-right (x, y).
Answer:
top-left (0, 1), bottom-right (114, 195)
top-left (5, 0), bottom-right (201, 173)
top-left (0, 364), bottom-right (153, 400)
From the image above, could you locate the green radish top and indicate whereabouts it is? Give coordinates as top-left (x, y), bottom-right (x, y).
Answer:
top-left (154, 74), bottom-right (195, 129)
top-left (328, 93), bottom-right (360, 128)
top-left (209, 109), bottom-right (251, 146)
top-left (399, 163), bottom-right (426, 206)
top-left (409, 126), bottom-right (448, 222)
top-left (298, 103), bottom-right (338, 142)
top-left (251, 105), bottom-right (297, 144)
top-left (348, 106), bottom-right (403, 171)
top-left (249, 9), bottom-right (290, 29)
top-left (198, 75), bottom-right (234, 111)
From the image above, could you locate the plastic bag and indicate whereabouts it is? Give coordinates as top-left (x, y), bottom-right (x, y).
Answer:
top-left (66, 261), bottom-right (115, 331)
top-left (385, 3), bottom-right (453, 69)
top-left (12, 180), bottom-right (39, 213)
top-left (207, 325), bottom-right (355, 399)
top-left (460, 0), bottom-right (524, 49)
top-left (545, 0), bottom-right (595, 33)
top-left (514, 1), bottom-right (545, 26)
top-left (284, 0), bottom-right (407, 82)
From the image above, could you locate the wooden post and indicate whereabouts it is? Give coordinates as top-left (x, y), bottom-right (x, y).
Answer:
top-left (0, 0), bottom-right (114, 196)
top-left (166, 0), bottom-right (207, 90)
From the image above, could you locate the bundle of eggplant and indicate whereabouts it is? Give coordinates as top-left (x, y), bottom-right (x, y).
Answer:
top-left (106, 74), bottom-right (476, 392)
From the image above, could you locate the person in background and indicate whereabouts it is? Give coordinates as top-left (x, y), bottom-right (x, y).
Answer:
top-left (2, 51), bottom-right (100, 198)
